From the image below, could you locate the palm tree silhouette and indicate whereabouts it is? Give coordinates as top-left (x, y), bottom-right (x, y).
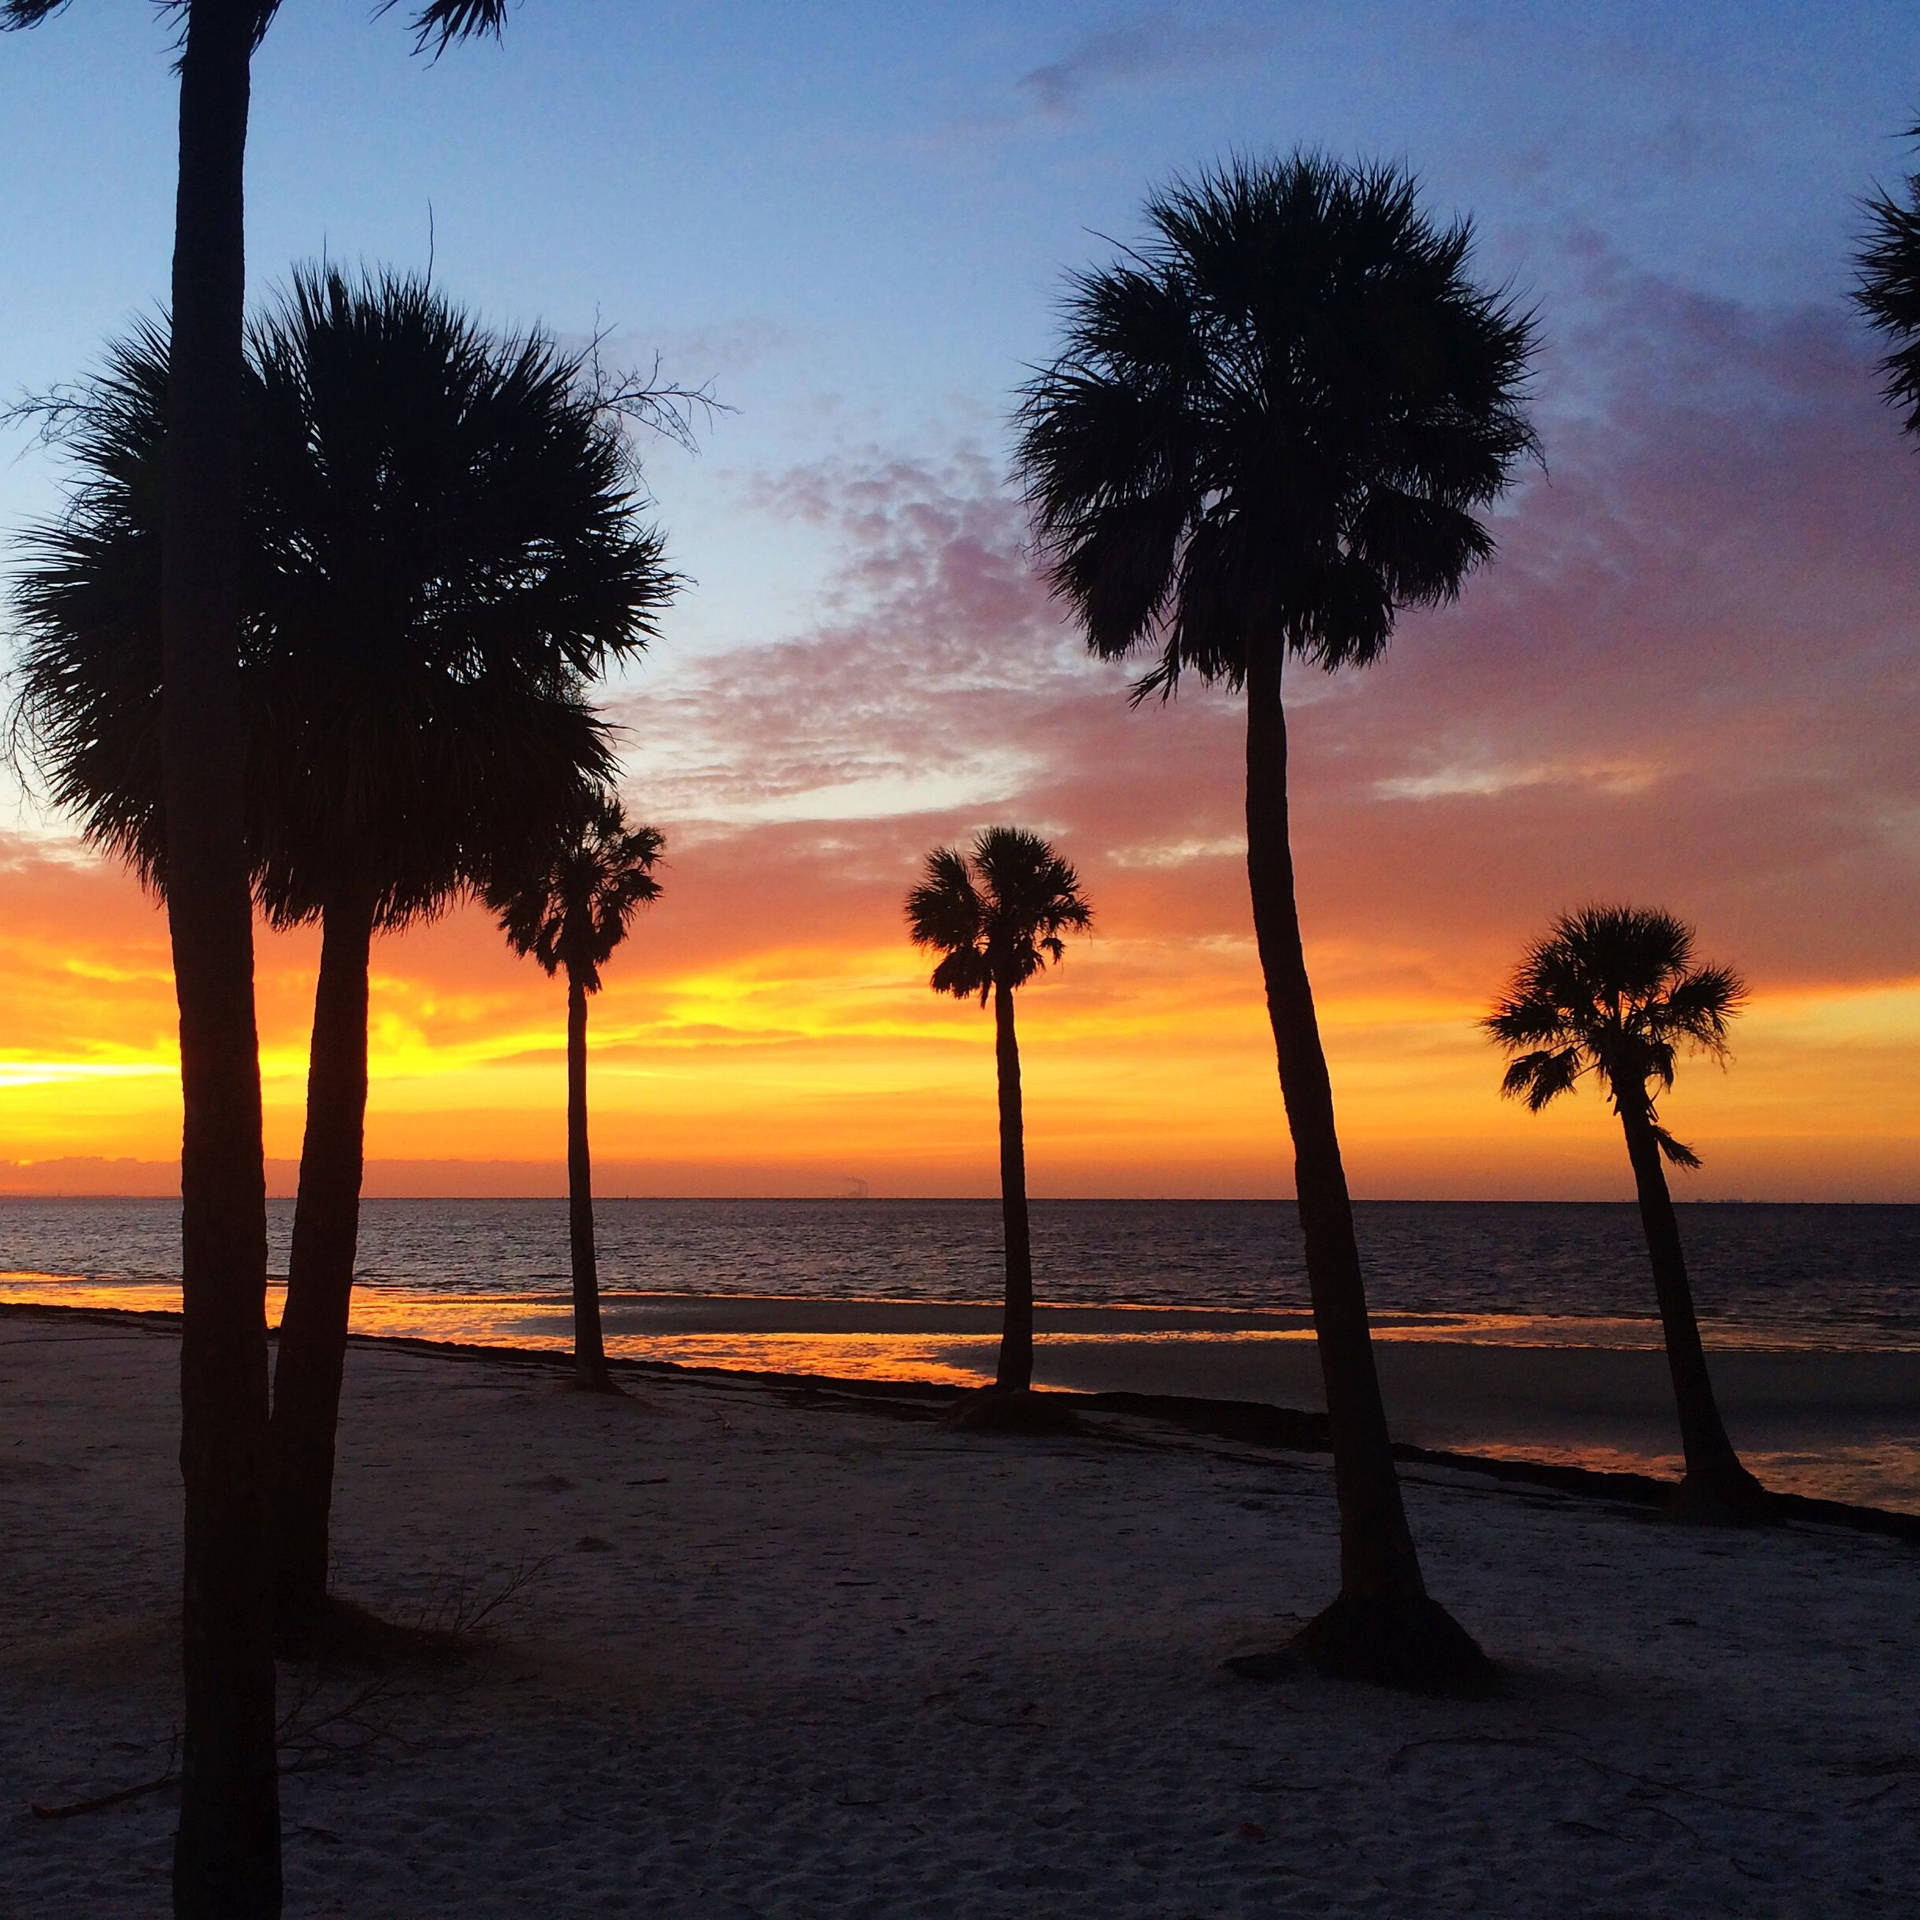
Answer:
top-left (10, 268), bottom-right (674, 1634)
top-left (1014, 153), bottom-right (1535, 1691)
top-left (5, 6), bottom-right (514, 1902)
top-left (489, 794), bottom-right (663, 1392)
top-left (1485, 905), bottom-right (1767, 1517)
top-left (907, 827), bottom-right (1091, 1393)
top-left (1855, 124), bottom-right (1920, 435)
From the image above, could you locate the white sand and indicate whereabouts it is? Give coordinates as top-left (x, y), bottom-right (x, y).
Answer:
top-left (3, 1314), bottom-right (1917, 1918)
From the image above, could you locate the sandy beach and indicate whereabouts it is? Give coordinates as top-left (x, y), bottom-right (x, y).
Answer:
top-left (4, 1311), bottom-right (1918, 1916)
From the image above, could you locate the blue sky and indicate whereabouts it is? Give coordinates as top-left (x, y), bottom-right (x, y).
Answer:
top-left (6, 2), bottom-right (1917, 664)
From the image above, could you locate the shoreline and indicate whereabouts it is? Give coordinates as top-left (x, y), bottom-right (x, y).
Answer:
top-left (7, 1297), bottom-right (1917, 1538)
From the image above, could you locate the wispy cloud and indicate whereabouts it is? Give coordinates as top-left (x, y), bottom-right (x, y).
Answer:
top-left (1016, 10), bottom-right (1264, 120)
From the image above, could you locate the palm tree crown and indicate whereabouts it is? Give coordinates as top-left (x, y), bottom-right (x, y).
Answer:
top-left (492, 791), bottom-right (665, 993)
top-left (1014, 150), bottom-right (1537, 699)
top-left (1484, 905), bottom-right (1746, 1167)
top-left (906, 827), bottom-right (1092, 1003)
top-left (1855, 128), bottom-right (1920, 434)
top-left (9, 267), bottom-right (674, 929)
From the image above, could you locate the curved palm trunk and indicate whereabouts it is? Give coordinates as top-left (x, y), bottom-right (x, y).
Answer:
top-left (567, 967), bottom-right (613, 1391)
top-left (1616, 1099), bottom-right (1765, 1513)
top-left (164, 3), bottom-right (283, 1910)
top-left (1243, 652), bottom-right (1488, 1690)
top-left (992, 977), bottom-right (1035, 1391)
top-left (270, 888), bottom-right (376, 1637)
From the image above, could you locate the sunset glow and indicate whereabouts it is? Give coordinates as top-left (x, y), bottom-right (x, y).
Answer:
top-left (4, 814), bottom-right (1915, 1197)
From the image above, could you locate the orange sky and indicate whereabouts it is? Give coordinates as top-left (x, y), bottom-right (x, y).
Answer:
top-left (2, 815), bottom-right (1914, 1201)
top-left (4, 274), bottom-right (1918, 1201)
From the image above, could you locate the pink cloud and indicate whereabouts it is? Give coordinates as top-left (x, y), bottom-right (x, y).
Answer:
top-left (610, 265), bottom-right (1918, 1003)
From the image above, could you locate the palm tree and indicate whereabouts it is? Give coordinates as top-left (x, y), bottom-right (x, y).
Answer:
top-left (9, 269), bottom-right (675, 1637)
top-left (1855, 124), bottom-right (1920, 435)
top-left (1485, 905), bottom-right (1766, 1517)
top-left (1014, 153), bottom-right (1535, 1692)
top-left (5, 7), bottom-right (514, 1908)
top-left (488, 793), bottom-right (664, 1392)
top-left (906, 827), bottom-right (1091, 1393)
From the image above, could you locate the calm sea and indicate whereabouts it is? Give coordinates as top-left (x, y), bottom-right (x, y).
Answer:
top-left (2, 1196), bottom-right (1915, 1349)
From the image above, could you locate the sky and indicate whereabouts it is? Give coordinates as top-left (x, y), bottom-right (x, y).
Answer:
top-left (2, 1), bottom-right (1917, 1200)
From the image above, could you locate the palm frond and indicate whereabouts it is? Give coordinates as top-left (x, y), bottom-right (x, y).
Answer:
top-left (1497, 1047), bottom-right (1583, 1111)
top-left (907, 846), bottom-right (987, 1002)
top-left (1649, 1119), bottom-right (1702, 1170)
top-left (1854, 134), bottom-right (1920, 435)
top-left (383, 0), bottom-right (511, 57)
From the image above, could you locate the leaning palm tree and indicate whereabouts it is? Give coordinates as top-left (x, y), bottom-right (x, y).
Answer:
top-left (488, 794), bottom-right (664, 1392)
top-left (9, 268), bottom-right (675, 1638)
top-left (906, 827), bottom-right (1091, 1393)
top-left (1014, 153), bottom-right (1535, 1692)
top-left (1855, 124), bottom-right (1920, 436)
top-left (5, 7), bottom-right (515, 1906)
top-left (1485, 905), bottom-right (1766, 1517)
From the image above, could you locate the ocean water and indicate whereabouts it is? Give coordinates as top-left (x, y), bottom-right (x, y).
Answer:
top-left (2, 1196), bottom-right (1915, 1347)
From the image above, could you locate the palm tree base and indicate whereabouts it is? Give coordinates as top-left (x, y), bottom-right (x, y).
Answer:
top-left (1672, 1464), bottom-right (1772, 1525)
top-left (571, 1368), bottom-right (624, 1396)
top-left (1291, 1589), bottom-right (1499, 1698)
top-left (944, 1386), bottom-right (1081, 1435)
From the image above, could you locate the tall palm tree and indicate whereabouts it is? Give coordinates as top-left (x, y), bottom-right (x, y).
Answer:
top-left (1855, 125), bottom-right (1920, 436)
top-left (1014, 153), bottom-right (1535, 1692)
top-left (9, 269), bottom-right (675, 1636)
top-left (5, 7), bottom-right (513, 1909)
top-left (488, 794), bottom-right (664, 1392)
top-left (1485, 905), bottom-right (1766, 1517)
top-left (906, 827), bottom-right (1091, 1393)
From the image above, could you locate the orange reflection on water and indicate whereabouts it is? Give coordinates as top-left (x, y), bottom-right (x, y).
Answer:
top-left (0, 1276), bottom-right (1000, 1384)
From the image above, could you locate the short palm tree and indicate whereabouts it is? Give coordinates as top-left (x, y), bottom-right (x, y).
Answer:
top-left (9, 268), bottom-right (675, 1631)
top-left (1855, 125), bottom-right (1920, 435)
top-left (6, 6), bottom-right (517, 1901)
top-left (489, 793), bottom-right (663, 1392)
top-left (1485, 905), bottom-right (1766, 1517)
top-left (1014, 152), bottom-right (1535, 1692)
top-left (906, 827), bottom-right (1091, 1393)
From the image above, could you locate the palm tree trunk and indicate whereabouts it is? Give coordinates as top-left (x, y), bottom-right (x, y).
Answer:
top-left (270, 888), bottom-right (376, 1639)
top-left (1243, 652), bottom-right (1488, 1690)
top-left (163, 3), bottom-right (282, 1910)
top-left (568, 967), bottom-right (613, 1390)
top-left (1616, 1100), bottom-right (1764, 1511)
top-left (993, 977), bottom-right (1035, 1391)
